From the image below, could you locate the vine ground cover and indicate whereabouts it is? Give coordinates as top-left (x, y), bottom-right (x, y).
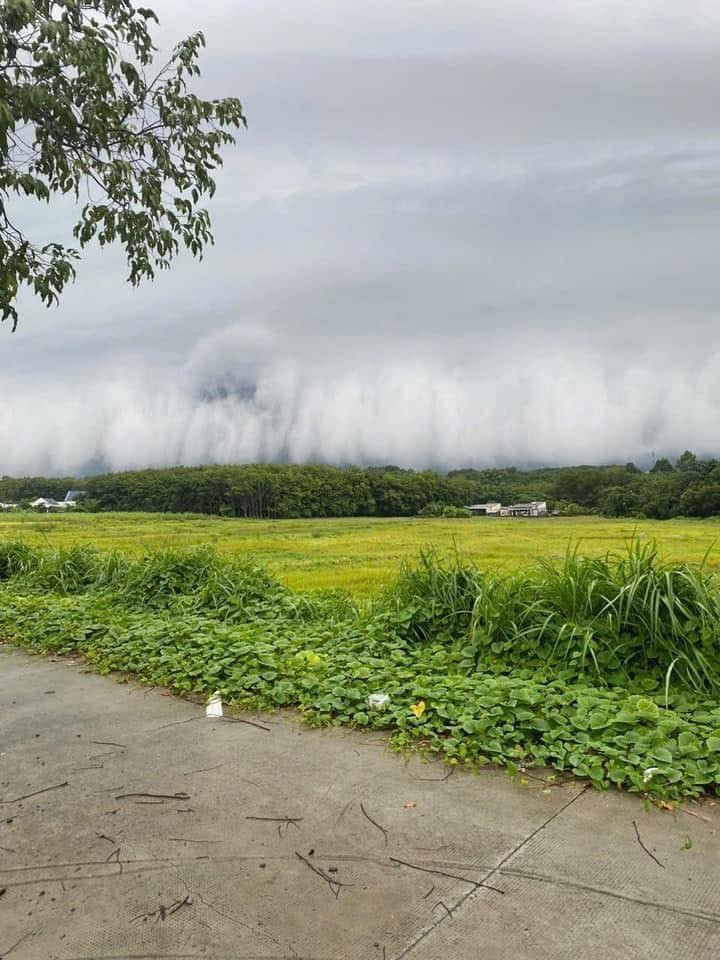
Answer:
top-left (1, 541), bottom-right (720, 800)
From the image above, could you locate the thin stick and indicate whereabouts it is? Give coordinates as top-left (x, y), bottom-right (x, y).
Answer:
top-left (432, 900), bottom-right (454, 920)
top-left (360, 802), bottom-right (389, 846)
top-left (130, 897), bottom-right (190, 924)
top-left (167, 837), bottom-right (222, 844)
top-left (246, 816), bottom-right (302, 828)
top-left (676, 806), bottom-right (712, 824)
top-left (0, 781), bottom-right (68, 804)
top-left (632, 820), bottom-right (665, 868)
top-left (165, 894), bottom-right (192, 917)
top-left (422, 885), bottom-right (435, 900)
top-left (220, 717), bottom-right (270, 732)
top-left (295, 851), bottom-right (352, 900)
top-left (154, 717), bottom-right (203, 731)
top-left (295, 851), bottom-right (340, 898)
top-left (413, 768), bottom-right (455, 783)
top-left (0, 931), bottom-right (33, 957)
top-left (89, 740), bottom-right (127, 748)
top-left (390, 856), bottom-right (505, 895)
top-left (115, 792), bottom-right (189, 801)
top-left (183, 764), bottom-right (223, 776)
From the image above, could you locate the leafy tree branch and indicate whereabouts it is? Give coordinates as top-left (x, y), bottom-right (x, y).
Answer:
top-left (0, 0), bottom-right (246, 329)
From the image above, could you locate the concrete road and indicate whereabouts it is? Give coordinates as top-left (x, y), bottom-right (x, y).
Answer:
top-left (1, 645), bottom-right (719, 960)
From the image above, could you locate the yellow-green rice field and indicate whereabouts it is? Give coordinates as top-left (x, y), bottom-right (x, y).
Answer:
top-left (1, 512), bottom-right (719, 594)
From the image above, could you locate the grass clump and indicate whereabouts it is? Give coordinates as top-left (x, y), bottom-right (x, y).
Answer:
top-left (378, 543), bottom-right (720, 697)
top-left (2, 540), bottom-right (720, 799)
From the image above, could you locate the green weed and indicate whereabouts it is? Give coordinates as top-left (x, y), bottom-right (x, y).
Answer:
top-left (2, 540), bottom-right (720, 799)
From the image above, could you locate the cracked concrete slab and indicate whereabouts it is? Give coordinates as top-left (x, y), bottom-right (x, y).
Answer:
top-left (1, 646), bottom-right (719, 959)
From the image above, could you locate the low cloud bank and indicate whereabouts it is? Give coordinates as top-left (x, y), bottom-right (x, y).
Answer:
top-left (4, 325), bottom-right (719, 476)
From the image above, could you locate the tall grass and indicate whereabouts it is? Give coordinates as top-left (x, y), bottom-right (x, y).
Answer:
top-left (0, 540), bottom-right (353, 623)
top-left (380, 542), bottom-right (720, 695)
top-left (373, 547), bottom-right (484, 643)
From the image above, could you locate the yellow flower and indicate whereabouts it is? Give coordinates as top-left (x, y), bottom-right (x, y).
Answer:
top-left (296, 650), bottom-right (324, 668)
top-left (410, 700), bottom-right (426, 718)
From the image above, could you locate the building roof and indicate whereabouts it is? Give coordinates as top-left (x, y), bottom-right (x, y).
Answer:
top-left (466, 500), bottom-right (547, 513)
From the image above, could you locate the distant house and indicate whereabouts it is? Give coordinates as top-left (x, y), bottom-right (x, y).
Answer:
top-left (507, 501), bottom-right (548, 517)
top-left (466, 502), bottom-right (502, 516)
top-left (30, 491), bottom-right (86, 512)
top-left (30, 497), bottom-right (66, 512)
top-left (0, 502), bottom-right (18, 511)
top-left (465, 500), bottom-right (548, 518)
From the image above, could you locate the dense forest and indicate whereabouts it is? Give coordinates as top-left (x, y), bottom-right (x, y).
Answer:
top-left (1, 452), bottom-right (720, 519)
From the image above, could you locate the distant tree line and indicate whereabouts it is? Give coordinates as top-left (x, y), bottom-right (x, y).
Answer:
top-left (1, 453), bottom-right (720, 519)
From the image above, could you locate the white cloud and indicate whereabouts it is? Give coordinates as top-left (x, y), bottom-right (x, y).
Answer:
top-left (4, 325), bottom-right (720, 475)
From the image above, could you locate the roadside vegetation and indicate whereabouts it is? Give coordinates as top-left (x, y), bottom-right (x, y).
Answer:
top-left (1, 539), bottom-right (720, 800)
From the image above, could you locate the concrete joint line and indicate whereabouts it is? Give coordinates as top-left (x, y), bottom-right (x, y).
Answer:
top-left (393, 784), bottom-right (589, 960)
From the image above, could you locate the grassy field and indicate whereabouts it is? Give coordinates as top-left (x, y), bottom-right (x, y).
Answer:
top-left (0, 512), bottom-right (719, 593)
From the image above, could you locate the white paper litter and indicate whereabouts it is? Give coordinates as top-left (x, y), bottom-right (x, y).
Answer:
top-left (206, 692), bottom-right (223, 718)
top-left (366, 693), bottom-right (390, 711)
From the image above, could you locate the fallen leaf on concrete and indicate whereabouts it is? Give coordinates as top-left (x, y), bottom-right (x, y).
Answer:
top-left (402, 801), bottom-right (416, 809)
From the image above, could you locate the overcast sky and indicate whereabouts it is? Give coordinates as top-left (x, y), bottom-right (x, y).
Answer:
top-left (4, 0), bottom-right (720, 475)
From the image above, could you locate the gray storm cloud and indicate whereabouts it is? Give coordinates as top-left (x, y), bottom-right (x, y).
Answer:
top-left (3, 324), bottom-right (720, 476)
top-left (3, 1), bottom-right (720, 473)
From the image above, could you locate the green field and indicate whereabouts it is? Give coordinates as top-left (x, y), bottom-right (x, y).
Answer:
top-left (1, 512), bottom-right (719, 593)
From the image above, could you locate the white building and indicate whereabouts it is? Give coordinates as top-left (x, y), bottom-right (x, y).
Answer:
top-left (29, 490), bottom-right (86, 512)
top-left (466, 502), bottom-right (502, 516)
top-left (30, 498), bottom-right (69, 511)
top-left (506, 501), bottom-right (548, 517)
top-left (466, 500), bottom-right (548, 518)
